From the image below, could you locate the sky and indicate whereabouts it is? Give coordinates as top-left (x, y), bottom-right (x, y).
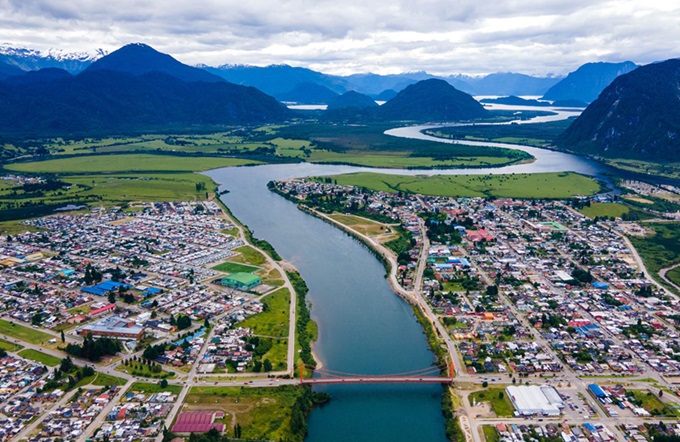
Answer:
top-left (2, 0), bottom-right (679, 76)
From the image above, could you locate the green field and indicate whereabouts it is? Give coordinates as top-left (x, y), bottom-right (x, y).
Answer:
top-left (0, 320), bottom-right (53, 344)
top-left (0, 338), bottom-right (23, 352)
top-left (307, 151), bottom-right (520, 168)
top-left (665, 266), bottom-right (680, 288)
top-left (468, 387), bottom-right (515, 417)
top-left (579, 203), bottom-right (631, 219)
top-left (184, 385), bottom-right (307, 441)
top-left (605, 158), bottom-right (680, 180)
top-left (628, 389), bottom-right (679, 417)
top-left (482, 426), bottom-right (499, 442)
top-left (116, 362), bottom-right (175, 379)
top-left (212, 262), bottom-right (261, 274)
top-left (18, 349), bottom-right (61, 366)
top-left (127, 381), bottom-right (183, 395)
top-left (325, 172), bottom-right (601, 199)
top-left (425, 118), bottom-right (573, 148)
top-left (91, 372), bottom-right (128, 387)
top-left (240, 288), bottom-right (290, 338)
top-left (231, 245), bottom-right (267, 266)
top-left (629, 223), bottom-right (680, 285)
top-left (5, 154), bottom-right (260, 174)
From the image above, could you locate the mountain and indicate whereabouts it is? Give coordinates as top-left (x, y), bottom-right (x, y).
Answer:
top-left (0, 45), bottom-right (103, 73)
top-left (373, 89), bottom-right (398, 101)
top-left (0, 45), bottom-right (290, 137)
top-left (376, 79), bottom-right (488, 121)
top-left (86, 43), bottom-right (222, 83)
top-left (557, 59), bottom-right (680, 162)
top-left (464, 73), bottom-right (561, 96)
top-left (327, 91), bottom-right (378, 110)
top-left (5, 68), bottom-right (72, 85)
top-left (277, 82), bottom-right (339, 104)
top-left (0, 61), bottom-right (25, 80)
top-left (202, 64), bottom-right (348, 99)
top-left (542, 61), bottom-right (638, 103)
top-left (479, 96), bottom-right (551, 107)
top-left (340, 72), bottom-right (439, 95)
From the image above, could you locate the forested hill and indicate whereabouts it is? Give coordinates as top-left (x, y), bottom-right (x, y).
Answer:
top-left (557, 59), bottom-right (680, 162)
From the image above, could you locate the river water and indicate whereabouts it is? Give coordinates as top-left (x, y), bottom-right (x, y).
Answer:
top-left (204, 105), bottom-right (651, 441)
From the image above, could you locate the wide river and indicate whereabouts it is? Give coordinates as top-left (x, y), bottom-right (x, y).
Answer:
top-left (205, 105), bottom-right (658, 441)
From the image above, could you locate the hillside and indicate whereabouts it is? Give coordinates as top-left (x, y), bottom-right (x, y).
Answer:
top-left (202, 64), bottom-right (348, 99)
top-left (375, 79), bottom-right (488, 121)
top-left (86, 43), bottom-right (222, 83)
top-left (0, 61), bottom-right (25, 80)
top-left (277, 82), bottom-right (339, 104)
top-left (0, 45), bottom-right (290, 138)
top-left (557, 59), bottom-right (680, 161)
top-left (542, 61), bottom-right (638, 103)
top-left (327, 91), bottom-right (378, 110)
top-left (465, 73), bottom-right (560, 96)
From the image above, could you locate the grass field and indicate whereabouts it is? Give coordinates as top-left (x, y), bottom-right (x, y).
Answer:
top-left (127, 381), bottom-right (183, 395)
top-left (115, 362), bottom-right (175, 379)
top-left (328, 213), bottom-right (397, 239)
top-left (307, 151), bottom-right (520, 168)
top-left (665, 266), bottom-right (680, 288)
top-left (628, 389), bottom-right (678, 417)
top-left (0, 338), bottom-right (23, 352)
top-left (212, 262), bottom-right (261, 274)
top-left (426, 119), bottom-right (573, 148)
top-left (184, 385), bottom-right (304, 441)
top-left (605, 158), bottom-right (680, 180)
top-left (629, 223), bottom-right (680, 285)
top-left (231, 245), bottom-right (267, 266)
top-left (0, 320), bottom-right (53, 344)
top-left (579, 203), bottom-right (631, 219)
top-left (240, 288), bottom-right (290, 338)
top-left (482, 426), bottom-right (499, 442)
top-left (468, 387), bottom-right (515, 417)
top-left (5, 154), bottom-right (260, 174)
top-left (91, 372), bottom-right (128, 387)
top-left (326, 172), bottom-right (601, 199)
top-left (18, 349), bottom-right (61, 366)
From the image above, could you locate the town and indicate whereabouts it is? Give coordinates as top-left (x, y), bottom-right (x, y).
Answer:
top-left (0, 173), bottom-right (678, 441)
top-left (272, 177), bottom-right (680, 442)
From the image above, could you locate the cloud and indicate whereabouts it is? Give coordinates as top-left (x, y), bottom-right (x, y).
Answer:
top-left (1, 0), bottom-right (679, 75)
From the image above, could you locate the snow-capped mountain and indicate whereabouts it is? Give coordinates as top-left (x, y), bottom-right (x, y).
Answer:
top-left (0, 45), bottom-right (106, 73)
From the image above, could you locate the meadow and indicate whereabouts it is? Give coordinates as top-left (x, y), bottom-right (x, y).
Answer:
top-left (425, 118), bottom-right (573, 147)
top-left (326, 171), bottom-right (601, 199)
top-left (629, 223), bottom-right (680, 284)
top-left (184, 385), bottom-right (305, 441)
top-left (0, 319), bottom-right (54, 344)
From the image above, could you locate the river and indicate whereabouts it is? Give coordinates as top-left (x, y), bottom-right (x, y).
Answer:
top-left (204, 105), bottom-right (643, 441)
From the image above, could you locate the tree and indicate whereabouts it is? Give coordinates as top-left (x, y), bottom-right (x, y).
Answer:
top-left (108, 292), bottom-right (116, 304)
top-left (60, 329), bottom-right (65, 343)
top-left (263, 359), bottom-right (273, 372)
top-left (159, 379), bottom-right (168, 388)
top-left (176, 315), bottom-right (192, 330)
top-left (482, 381), bottom-right (489, 388)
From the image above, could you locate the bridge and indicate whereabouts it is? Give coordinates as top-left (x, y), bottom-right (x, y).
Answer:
top-left (299, 362), bottom-right (454, 385)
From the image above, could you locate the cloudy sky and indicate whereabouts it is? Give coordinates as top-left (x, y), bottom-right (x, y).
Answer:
top-left (2, 0), bottom-right (679, 75)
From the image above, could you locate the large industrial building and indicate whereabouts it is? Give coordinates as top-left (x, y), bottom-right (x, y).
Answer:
top-left (505, 385), bottom-right (565, 416)
top-left (78, 315), bottom-right (145, 340)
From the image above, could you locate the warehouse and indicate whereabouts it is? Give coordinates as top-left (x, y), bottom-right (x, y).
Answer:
top-left (221, 272), bottom-right (261, 290)
top-left (505, 385), bottom-right (564, 416)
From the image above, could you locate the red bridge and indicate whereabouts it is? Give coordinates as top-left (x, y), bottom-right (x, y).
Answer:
top-left (299, 362), bottom-right (454, 385)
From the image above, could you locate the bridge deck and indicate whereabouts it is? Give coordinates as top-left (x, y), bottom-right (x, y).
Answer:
top-left (300, 377), bottom-right (453, 385)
